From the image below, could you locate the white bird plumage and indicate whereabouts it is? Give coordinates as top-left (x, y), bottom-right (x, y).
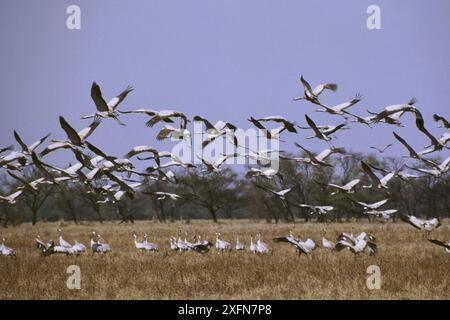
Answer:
top-left (0, 238), bottom-right (16, 256)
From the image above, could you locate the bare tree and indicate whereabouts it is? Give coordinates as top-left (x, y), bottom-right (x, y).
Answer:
top-left (11, 167), bottom-right (55, 225)
top-left (55, 182), bottom-right (80, 223)
top-left (75, 181), bottom-right (106, 223)
top-left (178, 167), bottom-right (242, 223)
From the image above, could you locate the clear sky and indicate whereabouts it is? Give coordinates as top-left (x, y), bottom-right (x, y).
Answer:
top-left (1, 0), bottom-right (449, 166)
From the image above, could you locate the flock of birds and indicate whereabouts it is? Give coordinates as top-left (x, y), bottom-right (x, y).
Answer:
top-left (0, 75), bottom-right (449, 257)
top-left (0, 227), bottom-right (378, 257)
top-left (1, 221), bottom-right (449, 257)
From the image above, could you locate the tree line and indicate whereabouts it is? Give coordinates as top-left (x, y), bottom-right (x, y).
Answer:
top-left (0, 151), bottom-right (448, 227)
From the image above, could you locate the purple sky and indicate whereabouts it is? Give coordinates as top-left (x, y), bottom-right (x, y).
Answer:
top-left (1, 0), bottom-right (449, 166)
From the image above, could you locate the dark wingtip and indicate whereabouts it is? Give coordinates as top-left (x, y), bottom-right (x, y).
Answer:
top-left (432, 114), bottom-right (440, 122)
top-left (408, 97), bottom-right (417, 105)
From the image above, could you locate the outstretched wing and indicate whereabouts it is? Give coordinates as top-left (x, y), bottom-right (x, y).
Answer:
top-left (77, 119), bottom-right (102, 141)
top-left (433, 114), bottom-right (450, 129)
top-left (248, 117), bottom-right (267, 131)
top-left (428, 239), bottom-right (450, 250)
top-left (28, 133), bottom-right (51, 153)
top-left (157, 126), bottom-right (176, 141)
top-left (361, 161), bottom-right (381, 186)
top-left (85, 141), bottom-right (116, 161)
top-left (13, 130), bottom-right (29, 153)
top-left (125, 145), bottom-right (158, 159)
top-left (296, 204), bottom-right (313, 209)
top-left (344, 179), bottom-right (360, 189)
top-left (312, 83), bottom-right (338, 96)
top-left (193, 116), bottom-right (215, 131)
top-left (272, 237), bottom-right (291, 243)
top-left (91, 82), bottom-right (109, 112)
top-left (393, 132), bottom-right (419, 158)
top-left (326, 123), bottom-right (348, 135)
top-left (119, 109), bottom-right (157, 115)
top-left (305, 115), bottom-right (325, 139)
top-left (59, 116), bottom-right (82, 146)
top-left (0, 145), bottom-right (14, 154)
top-left (30, 152), bottom-right (55, 181)
top-left (300, 75), bottom-right (313, 93)
top-left (108, 85), bottom-right (134, 111)
top-left (333, 93), bottom-right (362, 112)
top-left (414, 110), bottom-right (442, 150)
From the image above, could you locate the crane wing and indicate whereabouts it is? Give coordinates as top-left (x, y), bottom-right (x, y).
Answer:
top-left (300, 75), bottom-right (313, 93)
top-left (312, 83), bottom-right (338, 96)
top-left (107, 85), bottom-right (133, 111)
top-left (433, 114), bottom-right (450, 129)
top-left (157, 126), bottom-right (176, 141)
top-left (77, 119), bottom-right (101, 141)
top-left (90, 82), bottom-right (109, 112)
top-left (414, 110), bottom-right (442, 150)
top-left (305, 115), bottom-right (326, 139)
top-left (59, 116), bottom-right (82, 146)
top-left (84, 141), bottom-right (111, 160)
top-left (13, 130), bottom-right (29, 153)
top-left (30, 152), bottom-right (55, 181)
top-left (428, 239), bottom-right (450, 250)
top-left (247, 117), bottom-right (266, 131)
top-left (393, 132), bottom-right (419, 158)
top-left (28, 133), bottom-right (51, 153)
top-left (193, 116), bottom-right (215, 131)
top-left (361, 161), bottom-right (381, 186)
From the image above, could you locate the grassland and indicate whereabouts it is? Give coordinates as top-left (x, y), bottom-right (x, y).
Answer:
top-left (0, 220), bottom-right (449, 299)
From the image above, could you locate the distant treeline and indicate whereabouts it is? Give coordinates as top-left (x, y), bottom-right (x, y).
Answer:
top-left (0, 152), bottom-right (448, 226)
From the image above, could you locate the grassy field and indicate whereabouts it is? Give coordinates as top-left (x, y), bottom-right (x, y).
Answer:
top-left (0, 220), bottom-right (449, 299)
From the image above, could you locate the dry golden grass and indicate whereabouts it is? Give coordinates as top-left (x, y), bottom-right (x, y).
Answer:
top-left (0, 220), bottom-right (449, 300)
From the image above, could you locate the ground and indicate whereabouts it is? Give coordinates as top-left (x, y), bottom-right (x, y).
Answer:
top-left (0, 220), bottom-right (448, 299)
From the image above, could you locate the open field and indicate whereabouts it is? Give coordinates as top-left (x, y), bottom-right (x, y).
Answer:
top-left (0, 220), bottom-right (449, 300)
